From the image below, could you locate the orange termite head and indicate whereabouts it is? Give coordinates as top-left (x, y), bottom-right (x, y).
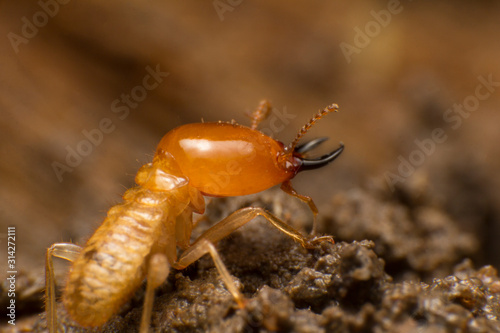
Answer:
top-left (155, 104), bottom-right (343, 197)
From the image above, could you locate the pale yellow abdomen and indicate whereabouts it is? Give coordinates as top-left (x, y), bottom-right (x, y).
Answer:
top-left (62, 188), bottom-right (172, 327)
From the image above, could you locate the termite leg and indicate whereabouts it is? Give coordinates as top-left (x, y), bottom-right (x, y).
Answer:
top-left (175, 239), bottom-right (246, 308)
top-left (140, 253), bottom-right (170, 333)
top-left (45, 243), bottom-right (82, 333)
top-left (250, 100), bottom-right (272, 130)
top-left (174, 207), bottom-right (333, 306)
top-left (280, 180), bottom-right (319, 235)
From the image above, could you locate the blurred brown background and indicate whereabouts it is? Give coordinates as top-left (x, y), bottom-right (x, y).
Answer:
top-left (1, 0), bottom-right (500, 288)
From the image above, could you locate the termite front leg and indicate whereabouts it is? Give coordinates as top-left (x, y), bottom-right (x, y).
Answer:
top-left (280, 180), bottom-right (319, 235)
top-left (45, 243), bottom-right (82, 333)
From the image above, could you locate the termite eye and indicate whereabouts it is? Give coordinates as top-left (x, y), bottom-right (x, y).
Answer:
top-left (294, 138), bottom-right (344, 171)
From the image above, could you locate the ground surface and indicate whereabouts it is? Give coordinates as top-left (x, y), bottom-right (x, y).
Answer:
top-left (4, 188), bottom-right (500, 332)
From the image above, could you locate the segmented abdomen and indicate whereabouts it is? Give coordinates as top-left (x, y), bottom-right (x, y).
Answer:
top-left (63, 187), bottom-right (173, 327)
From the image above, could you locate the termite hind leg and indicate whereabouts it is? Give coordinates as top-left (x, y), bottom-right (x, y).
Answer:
top-left (280, 180), bottom-right (320, 235)
top-left (140, 253), bottom-right (170, 333)
top-left (45, 243), bottom-right (82, 333)
top-left (175, 239), bottom-right (246, 309)
top-left (250, 99), bottom-right (272, 130)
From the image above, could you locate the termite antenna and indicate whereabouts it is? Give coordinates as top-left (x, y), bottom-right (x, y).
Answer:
top-left (287, 103), bottom-right (339, 152)
top-left (250, 99), bottom-right (272, 130)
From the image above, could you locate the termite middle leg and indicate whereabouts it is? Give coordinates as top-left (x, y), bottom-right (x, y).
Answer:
top-left (175, 239), bottom-right (246, 308)
top-left (174, 207), bottom-right (333, 307)
top-left (45, 243), bottom-right (82, 333)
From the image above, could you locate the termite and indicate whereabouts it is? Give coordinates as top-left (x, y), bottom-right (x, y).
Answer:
top-left (45, 100), bottom-right (344, 333)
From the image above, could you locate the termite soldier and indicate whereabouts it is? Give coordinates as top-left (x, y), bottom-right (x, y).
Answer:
top-left (45, 101), bottom-right (344, 333)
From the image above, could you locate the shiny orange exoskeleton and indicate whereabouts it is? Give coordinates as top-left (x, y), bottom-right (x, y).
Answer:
top-left (45, 101), bottom-right (344, 333)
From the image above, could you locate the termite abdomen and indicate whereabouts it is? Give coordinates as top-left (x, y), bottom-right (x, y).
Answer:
top-left (62, 187), bottom-right (171, 327)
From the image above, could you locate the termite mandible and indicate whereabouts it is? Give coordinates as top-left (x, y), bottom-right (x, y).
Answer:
top-left (45, 100), bottom-right (344, 333)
